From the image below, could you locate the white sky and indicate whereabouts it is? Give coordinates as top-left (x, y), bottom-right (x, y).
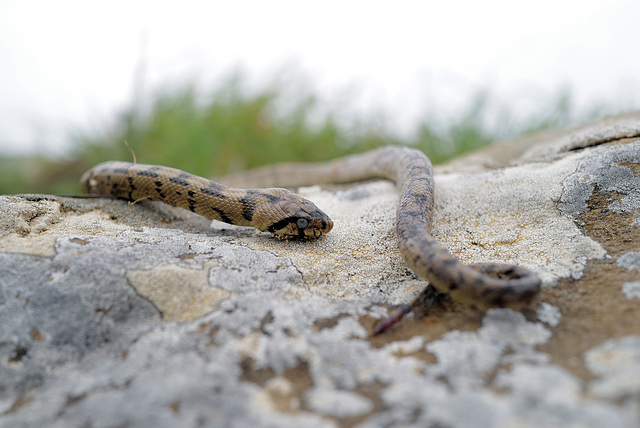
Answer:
top-left (1, 0), bottom-right (639, 156)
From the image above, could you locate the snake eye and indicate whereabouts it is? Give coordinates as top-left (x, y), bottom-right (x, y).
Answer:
top-left (296, 218), bottom-right (309, 230)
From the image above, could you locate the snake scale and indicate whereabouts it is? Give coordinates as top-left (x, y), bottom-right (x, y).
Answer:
top-left (82, 146), bottom-right (540, 331)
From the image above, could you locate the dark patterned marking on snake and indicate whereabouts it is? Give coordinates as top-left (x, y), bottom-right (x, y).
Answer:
top-left (169, 176), bottom-right (190, 187)
top-left (211, 207), bottom-right (233, 224)
top-left (200, 186), bottom-right (228, 200)
top-left (239, 192), bottom-right (261, 222)
top-left (138, 170), bottom-right (159, 178)
top-left (267, 217), bottom-right (296, 234)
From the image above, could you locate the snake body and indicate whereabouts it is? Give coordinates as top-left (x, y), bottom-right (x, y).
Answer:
top-left (81, 161), bottom-right (333, 239)
top-left (82, 146), bottom-right (540, 311)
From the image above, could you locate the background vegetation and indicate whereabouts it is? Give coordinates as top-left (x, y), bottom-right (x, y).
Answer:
top-left (0, 72), bottom-right (618, 195)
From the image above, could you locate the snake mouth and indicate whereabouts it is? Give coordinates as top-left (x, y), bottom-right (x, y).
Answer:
top-left (267, 215), bottom-right (333, 240)
top-left (321, 217), bottom-right (333, 234)
top-left (304, 216), bottom-right (333, 238)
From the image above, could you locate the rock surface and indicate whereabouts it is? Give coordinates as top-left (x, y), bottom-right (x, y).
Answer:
top-left (1, 112), bottom-right (640, 427)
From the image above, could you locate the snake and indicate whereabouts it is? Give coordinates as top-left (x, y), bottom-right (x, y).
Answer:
top-left (82, 146), bottom-right (540, 331)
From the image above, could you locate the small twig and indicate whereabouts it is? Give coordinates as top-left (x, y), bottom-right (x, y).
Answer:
top-left (372, 284), bottom-right (441, 335)
top-left (123, 140), bottom-right (137, 165)
top-left (372, 303), bottom-right (414, 335)
top-left (128, 196), bottom-right (152, 206)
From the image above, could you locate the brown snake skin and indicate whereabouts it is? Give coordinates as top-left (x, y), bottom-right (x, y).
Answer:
top-left (82, 146), bottom-right (540, 331)
top-left (81, 162), bottom-right (333, 239)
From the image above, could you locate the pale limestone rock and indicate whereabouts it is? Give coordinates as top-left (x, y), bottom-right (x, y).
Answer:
top-left (1, 112), bottom-right (640, 427)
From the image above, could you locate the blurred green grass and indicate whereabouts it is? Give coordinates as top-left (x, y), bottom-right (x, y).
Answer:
top-left (0, 73), bottom-right (610, 195)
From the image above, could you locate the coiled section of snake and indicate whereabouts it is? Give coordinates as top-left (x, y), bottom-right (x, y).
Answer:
top-left (81, 161), bottom-right (333, 239)
top-left (220, 146), bottom-right (541, 309)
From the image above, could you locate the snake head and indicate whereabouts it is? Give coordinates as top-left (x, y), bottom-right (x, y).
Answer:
top-left (263, 190), bottom-right (333, 239)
